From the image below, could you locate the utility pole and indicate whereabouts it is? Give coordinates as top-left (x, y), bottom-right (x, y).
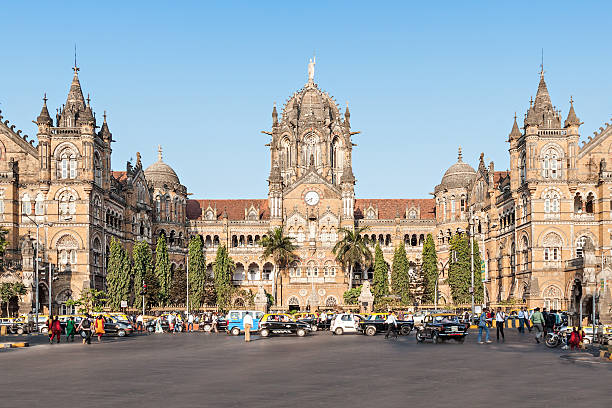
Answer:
top-left (470, 207), bottom-right (475, 317)
top-left (142, 280), bottom-right (146, 316)
top-left (35, 223), bottom-right (40, 330)
top-left (186, 251), bottom-right (190, 315)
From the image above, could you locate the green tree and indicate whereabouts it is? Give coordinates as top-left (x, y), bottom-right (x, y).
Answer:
top-left (343, 286), bottom-right (362, 305)
top-left (169, 265), bottom-right (187, 306)
top-left (260, 227), bottom-right (298, 306)
top-left (372, 243), bottom-right (389, 301)
top-left (0, 227), bottom-right (8, 260)
top-left (66, 288), bottom-right (107, 314)
top-left (333, 226), bottom-right (372, 289)
top-left (154, 234), bottom-right (172, 306)
top-left (447, 234), bottom-right (483, 305)
top-left (213, 244), bottom-right (234, 311)
top-left (421, 233), bottom-right (438, 303)
top-left (391, 244), bottom-right (411, 305)
top-left (188, 236), bottom-right (207, 310)
top-left (132, 241), bottom-right (157, 308)
top-left (106, 238), bottom-right (132, 310)
top-left (0, 282), bottom-right (27, 317)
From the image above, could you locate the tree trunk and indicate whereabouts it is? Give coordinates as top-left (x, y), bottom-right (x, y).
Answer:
top-left (271, 265), bottom-right (277, 306)
top-left (348, 264), bottom-right (354, 290)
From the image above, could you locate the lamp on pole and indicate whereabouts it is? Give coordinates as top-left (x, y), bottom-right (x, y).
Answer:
top-left (186, 249), bottom-right (190, 316)
top-left (436, 259), bottom-right (450, 311)
top-left (469, 207), bottom-right (475, 318)
top-left (23, 213), bottom-right (41, 332)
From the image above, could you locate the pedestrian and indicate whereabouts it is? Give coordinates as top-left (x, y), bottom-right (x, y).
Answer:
top-left (187, 313), bottom-right (194, 332)
top-left (542, 308), bottom-right (549, 336)
top-left (477, 308), bottom-right (492, 344)
top-left (546, 309), bottom-right (557, 333)
top-left (77, 314), bottom-right (92, 345)
top-left (486, 309), bottom-right (493, 328)
top-left (94, 315), bottom-right (105, 342)
top-left (65, 316), bottom-right (76, 342)
top-left (155, 317), bottom-right (163, 333)
top-left (50, 316), bottom-right (62, 344)
top-left (531, 307), bottom-right (545, 344)
top-left (517, 308), bottom-right (526, 333)
top-left (167, 313), bottom-right (175, 334)
top-left (212, 313), bottom-right (219, 333)
top-left (569, 327), bottom-right (582, 351)
top-left (319, 310), bottom-right (327, 329)
top-left (384, 312), bottom-right (398, 339)
top-left (46, 316), bottom-right (54, 343)
top-left (243, 311), bottom-right (253, 342)
top-left (136, 314), bottom-right (144, 333)
top-left (495, 308), bottom-right (506, 342)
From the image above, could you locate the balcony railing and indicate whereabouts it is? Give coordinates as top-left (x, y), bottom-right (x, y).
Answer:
top-left (565, 258), bottom-right (584, 268)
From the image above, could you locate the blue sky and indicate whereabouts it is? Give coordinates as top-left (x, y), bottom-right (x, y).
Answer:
top-left (1, 1), bottom-right (611, 199)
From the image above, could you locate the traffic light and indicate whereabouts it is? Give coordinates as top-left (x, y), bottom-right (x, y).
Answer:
top-left (142, 282), bottom-right (147, 295)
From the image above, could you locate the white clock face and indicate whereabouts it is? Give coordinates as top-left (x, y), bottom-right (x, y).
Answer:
top-left (304, 191), bottom-right (320, 206)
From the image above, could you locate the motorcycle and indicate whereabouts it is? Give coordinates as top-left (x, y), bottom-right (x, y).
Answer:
top-left (545, 326), bottom-right (569, 348)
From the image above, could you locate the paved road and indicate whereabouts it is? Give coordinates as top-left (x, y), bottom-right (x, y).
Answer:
top-left (1, 329), bottom-right (610, 407)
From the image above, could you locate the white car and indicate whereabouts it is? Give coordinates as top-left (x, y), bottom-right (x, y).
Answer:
top-left (331, 313), bottom-right (363, 335)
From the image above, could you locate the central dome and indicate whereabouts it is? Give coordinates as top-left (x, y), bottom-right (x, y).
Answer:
top-left (435, 148), bottom-right (476, 193)
top-left (144, 146), bottom-right (180, 187)
top-left (281, 82), bottom-right (340, 124)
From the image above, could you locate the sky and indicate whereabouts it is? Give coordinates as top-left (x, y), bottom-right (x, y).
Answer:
top-left (1, 1), bottom-right (611, 199)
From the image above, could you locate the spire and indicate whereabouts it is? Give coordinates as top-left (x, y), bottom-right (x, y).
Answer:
top-left (36, 93), bottom-right (53, 126)
top-left (341, 164), bottom-right (355, 184)
top-left (99, 110), bottom-right (112, 140)
top-left (525, 66), bottom-right (561, 128)
top-left (564, 96), bottom-right (582, 128)
top-left (457, 146), bottom-right (463, 162)
top-left (272, 102), bottom-right (278, 126)
top-left (509, 112), bottom-right (522, 140)
top-left (59, 62), bottom-right (87, 127)
top-left (158, 145), bottom-right (163, 161)
top-left (344, 101), bottom-right (350, 128)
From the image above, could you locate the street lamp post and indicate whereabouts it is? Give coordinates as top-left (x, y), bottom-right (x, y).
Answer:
top-left (23, 213), bottom-right (41, 332)
top-left (469, 208), bottom-right (475, 318)
top-left (436, 259), bottom-right (450, 311)
top-left (186, 250), bottom-right (190, 315)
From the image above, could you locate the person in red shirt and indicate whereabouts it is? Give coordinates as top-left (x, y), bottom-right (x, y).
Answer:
top-left (569, 327), bottom-right (582, 351)
top-left (50, 316), bottom-right (62, 344)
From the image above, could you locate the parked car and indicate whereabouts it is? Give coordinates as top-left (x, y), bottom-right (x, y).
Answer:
top-left (330, 313), bottom-right (364, 335)
top-left (0, 317), bottom-right (27, 334)
top-left (415, 313), bottom-right (469, 344)
top-left (226, 310), bottom-right (264, 335)
top-left (200, 316), bottom-right (228, 332)
top-left (82, 316), bottom-right (133, 337)
top-left (259, 313), bottom-right (311, 337)
top-left (357, 313), bottom-right (414, 336)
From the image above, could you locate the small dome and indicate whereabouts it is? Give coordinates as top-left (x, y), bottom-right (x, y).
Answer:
top-left (435, 148), bottom-right (476, 193)
top-left (144, 146), bottom-right (180, 186)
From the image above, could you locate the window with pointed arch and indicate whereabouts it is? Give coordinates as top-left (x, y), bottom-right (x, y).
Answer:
top-left (542, 232), bottom-right (562, 262)
top-left (541, 148), bottom-right (560, 179)
top-left (35, 193), bottom-right (45, 215)
top-left (520, 153), bottom-right (526, 184)
top-left (58, 149), bottom-right (77, 180)
top-left (94, 152), bottom-right (102, 185)
top-left (280, 137), bottom-right (291, 169)
top-left (544, 191), bottom-right (560, 214)
top-left (0, 190), bottom-right (4, 221)
top-left (21, 193), bottom-right (31, 216)
top-left (58, 191), bottom-right (77, 219)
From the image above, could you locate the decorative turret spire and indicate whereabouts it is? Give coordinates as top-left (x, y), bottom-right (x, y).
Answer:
top-left (272, 102), bottom-right (278, 126)
top-left (99, 110), bottom-right (112, 140)
top-left (341, 164), bottom-right (355, 184)
top-left (36, 93), bottom-right (53, 126)
top-left (564, 96), bottom-right (582, 127)
top-left (509, 113), bottom-right (522, 140)
top-left (457, 146), bottom-right (463, 162)
top-left (344, 101), bottom-right (350, 128)
top-left (158, 145), bottom-right (163, 161)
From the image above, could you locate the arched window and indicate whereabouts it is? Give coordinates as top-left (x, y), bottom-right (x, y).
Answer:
top-left (544, 191), bottom-right (560, 214)
top-left (59, 191), bottom-right (76, 219)
top-left (331, 137), bottom-right (343, 169)
top-left (35, 193), bottom-right (45, 215)
top-left (574, 193), bottom-right (583, 213)
top-left (92, 237), bottom-right (101, 266)
top-left (155, 196), bottom-right (161, 221)
top-left (542, 148), bottom-right (560, 179)
top-left (450, 196), bottom-right (455, 214)
top-left (542, 232), bottom-right (562, 262)
top-left (303, 134), bottom-right (320, 167)
top-left (21, 193), bottom-right (31, 216)
top-left (520, 153), bottom-right (526, 183)
top-left (329, 227), bottom-right (337, 243)
top-left (165, 196), bottom-right (171, 221)
top-left (0, 190), bottom-right (4, 220)
top-left (94, 152), bottom-right (102, 185)
top-left (585, 193), bottom-right (594, 214)
top-left (297, 227), bottom-right (305, 243)
top-left (280, 137), bottom-right (291, 169)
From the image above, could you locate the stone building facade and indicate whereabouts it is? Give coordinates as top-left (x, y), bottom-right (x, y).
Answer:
top-left (1, 61), bottom-right (611, 322)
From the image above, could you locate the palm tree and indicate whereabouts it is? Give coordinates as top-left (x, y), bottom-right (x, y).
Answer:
top-left (260, 227), bottom-right (298, 306)
top-left (333, 226), bottom-right (373, 289)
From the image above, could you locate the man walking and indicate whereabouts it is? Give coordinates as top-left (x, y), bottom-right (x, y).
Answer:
top-left (65, 316), bottom-right (76, 342)
top-left (243, 312), bottom-right (253, 342)
top-left (212, 313), bottom-right (219, 333)
top-left (384, 312), bottom-right (398, 339)
top-left (77, 314), bottom-right (92, 345)
top-left (187, 313), bottom-right (194, 332)
top-left (136, 314), bottom-right (144, 333)
top-left (531, 307), bottom-right (545, 344)
top-left (495, 308), bottom-right (506, 342)
top-left (518, 307), bottom-right (530, 333)
top-left (477, 308), bottom-right (492, 344)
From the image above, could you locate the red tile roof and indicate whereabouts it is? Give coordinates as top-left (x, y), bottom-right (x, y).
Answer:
top-left (354, 198), bottom-right (436, 220)
top-left (494, 171), bottom-right (510, 186)
top-left (187, 199), bottom-right (269, 221)
top-left (187, 198), bottom-right (436, 221)
top-left (112, 171), bottom-right (128, 185)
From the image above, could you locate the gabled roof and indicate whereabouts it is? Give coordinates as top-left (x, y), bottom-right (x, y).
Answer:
top-left (354, 198), bottom-right (435, 220)
top-left (187, 199), bottom-right (269, 221)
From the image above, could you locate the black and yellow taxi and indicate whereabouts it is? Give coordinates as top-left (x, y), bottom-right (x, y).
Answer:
top-left (258, 313), bottom-right (311, 337)
top-left (357, 312), bottom-right (414, 336)
top-left (415, 313), bottom-right (469, 344)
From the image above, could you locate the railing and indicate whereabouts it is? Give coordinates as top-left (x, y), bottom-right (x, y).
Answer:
top-left (565, 258), bottom-right (584, 268)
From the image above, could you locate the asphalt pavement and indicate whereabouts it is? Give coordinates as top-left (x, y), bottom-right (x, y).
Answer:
top-left (1, 329), bottom-right (610, 408)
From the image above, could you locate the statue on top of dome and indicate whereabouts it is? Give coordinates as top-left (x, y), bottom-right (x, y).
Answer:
top-left (308, 55), bottom-right (316, 83)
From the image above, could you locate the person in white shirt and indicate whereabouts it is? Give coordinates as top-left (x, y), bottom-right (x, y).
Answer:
top-left (243, 312), bottom-right (254, 342)
top-left (187, 313), bottom-right (195, 332)
top-left (212, 313), bottom-right (219, 333)
top-left (495, 308), bottom-right (506, 342)
top-left (136, 314), bottom-right (144, 333)
top-left (384, 312), bottom-right (398, 339)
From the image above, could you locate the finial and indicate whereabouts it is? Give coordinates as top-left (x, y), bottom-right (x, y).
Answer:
top-left (570, 95), bottom-right (574, 106)
top-left (514, 112), bottom-right (517, 121)
top-left (539, 48), bottom-right (545, 78)
top-left (86, 93), bottom-right (91, 106)
top-left (43, 93), bottom-right (48, 105)
top-left (458, 146), bottom-right (463, 162)
top-left (158, 145), bottom-right (163, 161)
top-left (136, 152), bottom-right (142, 166)
top-left (308, 53), bottom-right (316, 83)
top-left (529, 96), bottom-right (533, 107)
top-left (103, 110), bottom-right (107, 123)
top-left (73, 44), bottom-right (80, 75)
